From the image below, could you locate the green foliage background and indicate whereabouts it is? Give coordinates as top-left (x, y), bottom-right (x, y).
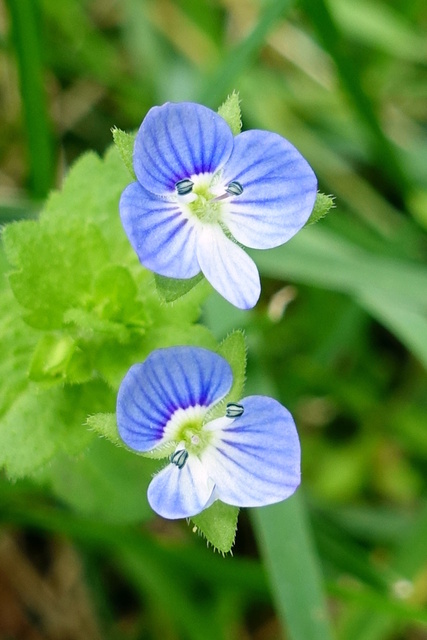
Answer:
top-left (1, 0), bottom-right (427, 638)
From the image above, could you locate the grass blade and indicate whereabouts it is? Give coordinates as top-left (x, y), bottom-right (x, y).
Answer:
top-left (6, 0), bottom-right (54, 198)
top-left (198, 0), bottom-right (296, 107)
top-left (254, 226), bottom-right (427, 368)
top-left (252, 492), bottom-right (334, 640)
top-left (299, 0), bottom-right (408, 200)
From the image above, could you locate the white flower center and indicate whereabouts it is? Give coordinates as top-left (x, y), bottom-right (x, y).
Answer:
top-left (163, 402), bottom-right (245, 470)
top-left (175, 173), bottom-right (243, 225)
top-left (162, 404), bottom-right (212, 457)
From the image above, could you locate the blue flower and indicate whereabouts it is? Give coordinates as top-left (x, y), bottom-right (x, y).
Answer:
top-left (117, 346), bottom-right (301, 519)
top-left (119, 102), bottom-right (317, 309)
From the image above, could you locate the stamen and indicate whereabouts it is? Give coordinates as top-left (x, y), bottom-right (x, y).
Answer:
top-left (226, 181), bottom-right (243, 196)
top-left (212, 181), bottom-right (244, 202)
top-left (176, 178), bottom-right (194, 195)
top-left (226, 402), bottom-right (244, 418)
top-left (170, 448), bottom-right (189, 469)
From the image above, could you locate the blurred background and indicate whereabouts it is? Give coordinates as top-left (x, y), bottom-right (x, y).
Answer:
top-left (1, 0), bottom-right (427, 638)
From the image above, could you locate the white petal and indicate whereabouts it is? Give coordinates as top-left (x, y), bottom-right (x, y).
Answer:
top-left (148, 455), bottom-right (214, 519)
top-left (196, 224), bottom-right (260, 309)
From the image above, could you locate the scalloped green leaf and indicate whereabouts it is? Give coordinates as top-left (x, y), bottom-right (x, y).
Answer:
top-left (5, 219), bottom-right (109, 330)
top-left (0, 143), bottom-right (217, 482)
top-left (0, 380), bottom-right (111, 480)
top-left (28, 333), bottom-right (90, 384)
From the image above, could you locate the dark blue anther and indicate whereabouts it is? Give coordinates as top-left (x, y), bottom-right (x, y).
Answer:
top-left (176, 179), bottom-right (194, 195)
top-left (170, 448), bottom-right (189, 469)
top-left (226, 181), bottom-right (243, 196)
top-left (226, 402), bottom-right (244, 418)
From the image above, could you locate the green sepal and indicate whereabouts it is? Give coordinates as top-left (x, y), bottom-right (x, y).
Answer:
top-left (218, 91), bottom-right (242, 135)
top-left (206, 330), bottom-right (247, 423)
top-left (86, 412), bottom-right (122, 446)
top-left (138, 442), bottom-right (176, 459)
top-left (111, 127), bottom-right (136, 179)
top-left (305, 192), bottom-right (335, 226)
top-left (191, 501), bottom-right (239, 554)
top-left (154, 272), bottom-right (207, 303)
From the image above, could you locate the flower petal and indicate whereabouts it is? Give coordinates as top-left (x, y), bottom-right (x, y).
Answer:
top-left (222, 130), bottom-right (317, 249)
top-left (196, 224), bottom-right (260, 309)
top-left (133, 102), bottom-right (234, 196)
top-left (119, 182), bottom-right (200, 279)
top-left (117, 347), bottom-right (233, 451)
top-left (148, 455), bottom-right (215, 519)
top-left (201, 395), bottom-right (301, 507)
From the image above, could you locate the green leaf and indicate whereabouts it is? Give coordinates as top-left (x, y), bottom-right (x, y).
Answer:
top-left (28, 333), bottom-right (82, 383)
top-left (64, 308), bottom-right (130, 343)
top-left (191, 501), bottom-right (239, 554)
top-left (0, 381), bottom-right (112, 480)
top-left (0, 247), bottom-right (36, 406)
top-left (41, 149), bottom-right (134, 265)
top-left (1, 144), bottom-right (219, 481)
top-left (91, 265), bottom-right (145, 325)
top-left (144, 323), bottom-right (218, 353)
top-left (4, 218), bottom-right (109, 329)
top-left (217, 91), bottom-right (242, 135)
top-left (154, 272), bottom-right (206, 303)
top-left (111, 127), bottom-right (136, 178)
top-left (37, 437), bottom-right (158, 524)
top-left (305, 192), bottom-right (335, 226)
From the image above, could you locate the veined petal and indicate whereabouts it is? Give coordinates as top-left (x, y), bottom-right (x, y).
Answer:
top-left (133, 102), bottom-right (234, 196)
top-left (148, 455), bottom-right (215, 519)
top-left (196, 225), bottom-right (260, 309)
top-left (120, 182), bottom-right (200, 279)
top-left (201, 396), bottom-right (301, 507)
top-left (117, 347), bottom-right (233, 451)
top-left (222, 130), bottom-right (317, 249)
